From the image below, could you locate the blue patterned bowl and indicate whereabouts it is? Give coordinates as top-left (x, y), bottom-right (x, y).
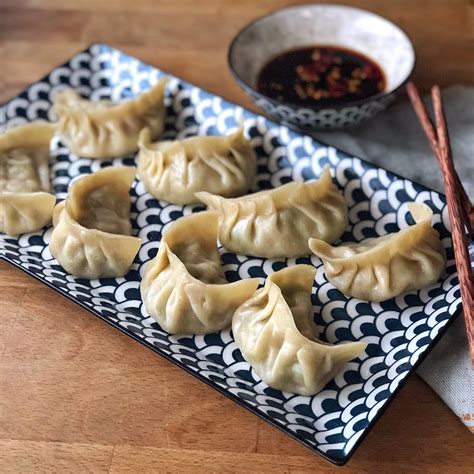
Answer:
top-left (228, 4), bottom-right (415, 130)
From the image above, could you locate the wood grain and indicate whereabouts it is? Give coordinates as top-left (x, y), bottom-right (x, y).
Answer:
top-left (1, 1), bottom-right (474, 472)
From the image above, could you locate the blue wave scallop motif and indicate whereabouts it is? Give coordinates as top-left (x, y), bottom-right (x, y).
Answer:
top-left (0, 44), bottom-right (469, 466)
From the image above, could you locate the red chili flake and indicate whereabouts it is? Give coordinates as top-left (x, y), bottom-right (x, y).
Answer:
top-left (257, 46), bottom-right (386, 105)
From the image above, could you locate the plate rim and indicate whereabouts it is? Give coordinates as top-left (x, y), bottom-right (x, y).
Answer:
top-left (1, 256), bottom-right (461, 467)
top-left (0, 43), bottom-right (464, 466)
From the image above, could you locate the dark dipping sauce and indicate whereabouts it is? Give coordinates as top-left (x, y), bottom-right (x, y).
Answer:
top-left (257, 46), bottom-right (386, 106)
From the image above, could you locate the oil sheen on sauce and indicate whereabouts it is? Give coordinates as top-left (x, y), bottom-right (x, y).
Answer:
top-left (257, 46), bottom-right (386, 106)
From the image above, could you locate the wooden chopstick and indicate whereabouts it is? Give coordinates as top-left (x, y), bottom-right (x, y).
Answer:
top-left (406, 84), bottom-right (473, 233)
top-left (407, 82), bottom-right (474, 366)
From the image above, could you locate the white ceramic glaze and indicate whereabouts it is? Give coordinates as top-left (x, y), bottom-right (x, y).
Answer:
top-left (1, 43), bottom-right (462, 466)
top-left (228, 4), bottom-right (415, 129)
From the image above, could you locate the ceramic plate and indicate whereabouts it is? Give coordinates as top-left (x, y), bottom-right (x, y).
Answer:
top-left (0, 44), bottom-right (466, 465)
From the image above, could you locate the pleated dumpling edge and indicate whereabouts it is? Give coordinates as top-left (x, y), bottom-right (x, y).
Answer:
top-left (197, 167), bottom-right (348, 258)
top-left (137, 124), bottom-right (256, 205)
top-left (49, 166), bottom-right (141, 279)
top-left (54, 77), bottom-right (167, 159)
top-left (0, 122), bottom-right (56, 235)
top-left (140, 211), bottom-right (259, 335)
top-left (232, 265), bottom-right (367, 396)
top-left (309, 202), bottom-right (447, 302)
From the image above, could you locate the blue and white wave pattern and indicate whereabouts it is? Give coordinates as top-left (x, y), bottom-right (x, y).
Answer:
top-left (0, 44), bottom-right (464, 465)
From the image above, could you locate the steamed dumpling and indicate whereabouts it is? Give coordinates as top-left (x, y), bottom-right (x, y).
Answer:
top-left (137, 125), bottom-right (256, 205)
top-left (54, 78), bottom-right (167, 159)
top-left (232, 265), bottom-right (367, 396)
top-left (196, 168), bottom-right (348, 258)
top-left (309, 203), bottom-right (446, 302)
top-left (0, 122), bottom-right (56, 235)
top-left (140, 211), bottom-right (259, 334)
top-left (49, 167), bottom-right (141, 278)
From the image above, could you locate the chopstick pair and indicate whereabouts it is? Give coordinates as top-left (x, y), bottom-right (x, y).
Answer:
top-left (407, 83), bottom-right (474, 366)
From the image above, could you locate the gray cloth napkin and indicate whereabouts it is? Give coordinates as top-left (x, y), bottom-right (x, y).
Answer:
top-left (314, 86), bottom-right (474, 432)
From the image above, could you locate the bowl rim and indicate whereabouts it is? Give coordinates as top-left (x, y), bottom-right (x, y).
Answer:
top-left (227, 3), bottom-right (417, 111)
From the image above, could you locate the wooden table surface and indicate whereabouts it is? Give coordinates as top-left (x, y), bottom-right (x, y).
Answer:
top-left (1, 1), bottom-right (473, 472)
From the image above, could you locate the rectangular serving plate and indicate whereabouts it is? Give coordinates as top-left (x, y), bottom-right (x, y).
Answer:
top-left (0, 44), bottom-right (467, 465)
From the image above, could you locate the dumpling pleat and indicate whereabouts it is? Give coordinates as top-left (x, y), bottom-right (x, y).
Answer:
top-left (233, 265), bottom-right (366, 396)
top-left (138, 126), bottom-right (256, 205)
top-left (198, 168), bottom-right (348, 258)
top-left (49, 167), bottom-right (141, 278)
top-left (140, 211), bottom-right (259, 334)
top-left (54, 78), bottom-right (167, 159)
top-left (0, 122), bottom-right (56, 235)
top-left (0, 192), bottom-right (56, 235)
top-left (309, 202), bottom-right (446, 301)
